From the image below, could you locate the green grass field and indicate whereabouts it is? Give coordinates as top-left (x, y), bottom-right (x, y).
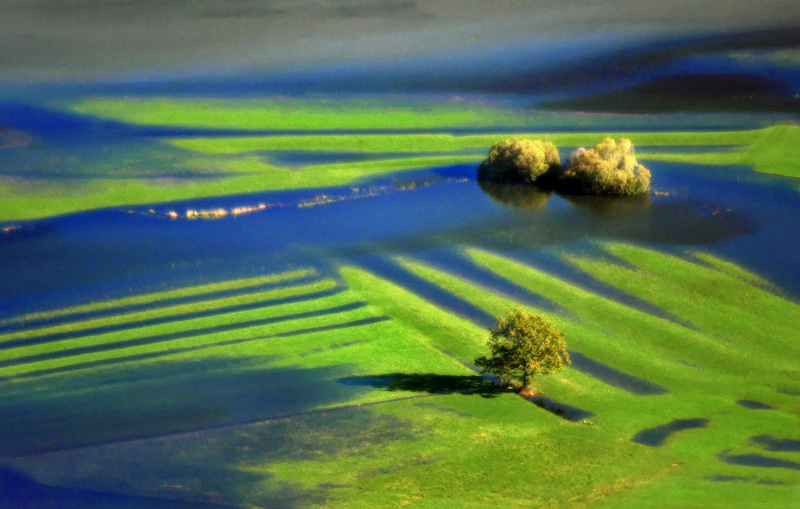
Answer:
top-left (0, 98), bottom-right (797, 222)
top-left (3, 243), bottom-right (798, 507)
top-left (68, 97), bottom-right (769, 132)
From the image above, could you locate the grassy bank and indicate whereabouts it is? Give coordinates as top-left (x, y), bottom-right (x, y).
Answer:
top-left (638, 124), bottom-right (800, 178)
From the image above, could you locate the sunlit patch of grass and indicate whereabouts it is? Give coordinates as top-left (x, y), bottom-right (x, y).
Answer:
top-left (639, 124), bottom-right (800, 178)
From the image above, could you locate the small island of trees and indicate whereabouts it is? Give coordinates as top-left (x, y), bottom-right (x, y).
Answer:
top-left (478, 137), bottom-right (651, 197)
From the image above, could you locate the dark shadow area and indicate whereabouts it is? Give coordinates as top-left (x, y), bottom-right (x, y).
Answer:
top-left (569, 351), bottom-right (669, 395)
top-left (8, 405), bottom-right (426, 508)
top-left (737, 399), bottom-right (774, 410)
top-left (543, 73), bottom-right (799, 114)
top-left (528, 395), bottom-right (595, 421)
top-left (0, 288), bottom-right (353, 351)
top-left (0, 354), bottom-right (380, 457)
top-left (751, 435), bottom-right (800, 452)
top-left (720, 453), bottom-right (800, 470)
top-left (0, 466), bottom-right (225, 509)
top-left (631, 418), bottom-right (708, 446)
top-left (337, 373), bottom-right (505, 398)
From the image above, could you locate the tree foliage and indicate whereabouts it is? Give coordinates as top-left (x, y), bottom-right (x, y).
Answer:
top-left (475, 308), bottom-right (570, 389)
top-left (558, 137), bottom-right (651, 196)
top-left (477, 137), bottom-right (651, 197)
top-left (477, 139), bottom-right (561, 184)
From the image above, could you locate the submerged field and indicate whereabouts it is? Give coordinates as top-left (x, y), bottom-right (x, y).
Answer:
top-left (1, 96), bottom-right (799, 507)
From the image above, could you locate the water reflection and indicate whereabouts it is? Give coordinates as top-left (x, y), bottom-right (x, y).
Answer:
top-left (559, 193), bottom-right (652, 215)
top-left (344, 194), bottom-right (756, 257)
top-left (0, 162), bottom-right (774, 318)
top-left (477, 180), bottom-right (553, 210)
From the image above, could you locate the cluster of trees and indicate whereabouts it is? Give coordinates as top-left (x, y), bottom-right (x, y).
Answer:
top-left (478, 137), bottom-right (651, 196)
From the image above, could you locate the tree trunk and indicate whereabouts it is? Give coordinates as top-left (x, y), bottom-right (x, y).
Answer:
top-left (522, 369), bottom-right (528, 388)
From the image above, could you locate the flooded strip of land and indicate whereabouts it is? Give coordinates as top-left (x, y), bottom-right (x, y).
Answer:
top-left (631, 418), bottom-right (708, 446)
top-left (737, 399), bottom-right (774, 410)
top-left (529, 395), bottom-right (595, 421)
top-left (720, 453), bottom-right (800, 470)
top-left (569, 351), bottom-right (669, 395)
top-left (751, 435), bottom-right (800, 452)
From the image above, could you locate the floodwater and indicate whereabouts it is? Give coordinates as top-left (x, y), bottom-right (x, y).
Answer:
top-left (2, 147), bottom-right (799, 320)
top-left (2, 99), bottom-right (800, 506)
top-left (631, 418), bottom-right (709, 446)
top-left (1, 102), bottom-right (799, 325)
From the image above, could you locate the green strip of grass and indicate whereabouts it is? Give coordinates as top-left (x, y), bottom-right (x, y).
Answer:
top-left (66, 97), bottom-right (767, 132)
top-left (691, 251), bottom-right (771, 287)
top-left (68, 97), bottom-right (531, 130)
top-left (639, 124), bottom-right (800, 178)
top-left (339, 266), bottom-right (487, 363)
top-left (170, 129), bottom-right (760, 155)
top-left (0, 154), bottom-right (479, 222)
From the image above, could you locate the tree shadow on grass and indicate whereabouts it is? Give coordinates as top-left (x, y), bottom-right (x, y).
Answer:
top-left (338, 373), bottom-right (507, 398)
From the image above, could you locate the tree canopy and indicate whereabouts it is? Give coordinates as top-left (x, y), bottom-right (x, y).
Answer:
top-left (475, 308), bottom-right (570, 389)
top-left (477, 139), bottom-right (561, 184)
top-left (477, 137), bottom-right (651, 196)
top-left (559, 137), bottom-right (651, 196)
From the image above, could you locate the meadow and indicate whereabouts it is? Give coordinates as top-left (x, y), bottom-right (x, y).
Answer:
top-left (0, 97), bottom-right (798, 222)
top-left (1, 242), bottom-right (798, 507)
top-left (1, 96), bottom-right (799, 507)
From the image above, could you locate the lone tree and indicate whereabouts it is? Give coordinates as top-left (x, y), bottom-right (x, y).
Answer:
top-left (475, 308), bottom-right (570, 389)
